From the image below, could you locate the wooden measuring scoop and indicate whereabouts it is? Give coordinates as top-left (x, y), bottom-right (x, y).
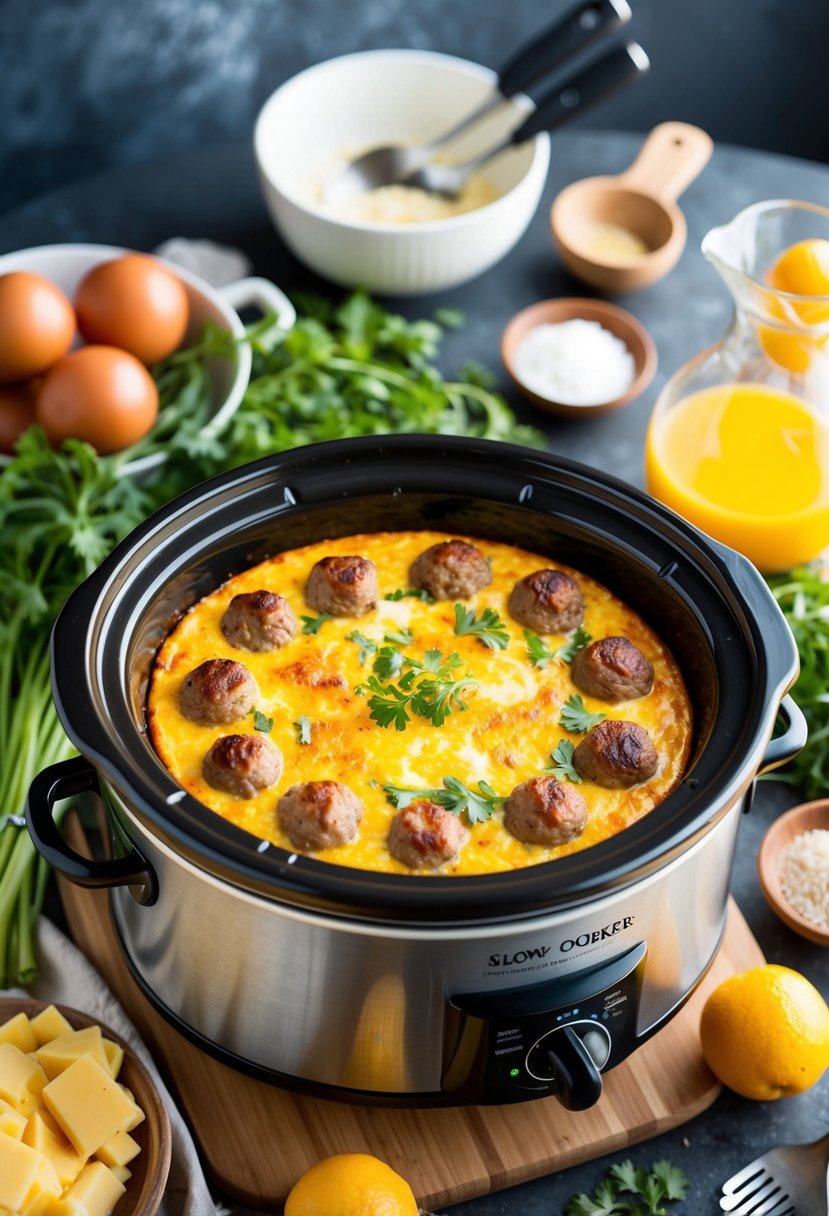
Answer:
top-left (550, 121), bottom-right (713, 292)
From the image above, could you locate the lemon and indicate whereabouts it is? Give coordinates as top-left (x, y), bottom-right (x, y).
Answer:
top-left (284, 1152), bottom-right (419, 1216)
top-left (760, 237), bottom-right (829, 371)
top-left (700, 964), bottom-right (829, 1100)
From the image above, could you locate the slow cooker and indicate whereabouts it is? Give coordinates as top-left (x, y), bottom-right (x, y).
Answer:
top-left (27, 437), bottom-right (804, 1109)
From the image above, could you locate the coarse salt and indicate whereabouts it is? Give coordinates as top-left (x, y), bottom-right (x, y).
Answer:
top-left (780, 828), bottom-right (829, 932)
top-left (513, 319), bottom-right (636, 406)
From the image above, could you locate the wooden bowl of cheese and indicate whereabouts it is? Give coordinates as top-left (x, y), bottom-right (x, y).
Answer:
top-left (0, 998), bottom-right (170, 1216)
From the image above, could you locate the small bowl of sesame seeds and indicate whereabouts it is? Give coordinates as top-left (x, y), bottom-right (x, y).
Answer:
top-left (758, 799), bottom-right (829, 947)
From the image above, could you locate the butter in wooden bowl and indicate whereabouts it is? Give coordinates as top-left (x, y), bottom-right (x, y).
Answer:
top-left (0, 1000), bottom-right (170, 1216)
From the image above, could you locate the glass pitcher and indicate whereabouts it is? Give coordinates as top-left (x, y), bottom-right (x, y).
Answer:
top-left (644, 199), bottom-right (829, 573)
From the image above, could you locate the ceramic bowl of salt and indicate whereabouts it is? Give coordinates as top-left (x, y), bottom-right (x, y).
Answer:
top-left (501, 297), bottom-right (657, 418)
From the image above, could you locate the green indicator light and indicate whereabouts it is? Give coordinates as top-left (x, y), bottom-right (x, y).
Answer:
top-left (510, 1067), bottom-right (521, 1077)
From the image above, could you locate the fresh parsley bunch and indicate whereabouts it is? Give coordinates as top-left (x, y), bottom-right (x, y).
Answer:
top-left (566, 1159), bottom-right (688, 1215)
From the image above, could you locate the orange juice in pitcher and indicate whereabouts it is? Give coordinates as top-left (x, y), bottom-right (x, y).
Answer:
top-left (645, 200), bottom-right (829, 573)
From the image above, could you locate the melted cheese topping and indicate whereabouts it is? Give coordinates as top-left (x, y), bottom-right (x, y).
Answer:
top-left (148, 532), bottom-right (692, 876)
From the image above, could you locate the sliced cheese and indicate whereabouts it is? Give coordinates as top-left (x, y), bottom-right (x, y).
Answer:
top-left (29, 1007), bottom-right (73, 1049)
top-left (42, 1057), bottom-right (141, 1159)
top-left (0, 1012), bottom-right (38, 1054)
top-left (0, 1043), bottom-right (49, 1109)
top-left (0, 1093), bottom-right (28, 1139)
top-left (59, 1162), bottom-right (125, 1216)
top-left (0, 1135), bottom-right (50, 1210)
top-left (37, 1029), bottom-right (109, 1082)
top-left (93, 1129), bottom-right (140, 1169)
top-left (100, 1041), bottom-right (123, 1082)
top-left (23, 1109), bottom-right (85, 1188)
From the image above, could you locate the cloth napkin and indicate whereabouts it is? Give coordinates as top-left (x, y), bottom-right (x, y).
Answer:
top-left (6, 917), bottom-right (224, 1216)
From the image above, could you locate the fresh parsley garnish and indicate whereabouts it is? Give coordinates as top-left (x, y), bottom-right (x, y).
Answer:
top-left (559, 694), bottom-right (608, 734)
top-left (384, 776), bottom-right (504, 824)
top-left (384, 627), bottom-right (413, 646)
top-left (453, 603), bottom-right (510, 650)
top-left (301, 612), bottom-right (332, 635)
top-left (565, 1158), bottom-right (688, 1215)
top-left (544, 739), bottom-right (582, 783)
top-left (372, 645), bottom-right (405, 680)
top-left (293, 715), bottom-right (312, 744)
top-left (251, 708), bottom-right (274, 733)
top-left (364, 650), bottom-right (477, 731)
top-left (523, 628), bottom-right (555, 669)
top-left (347, 630), bottom-right (377, 664)
top-left (555, 626), bottom-right (593, 663)
top-left (384, 588), bottom-right (434, 603)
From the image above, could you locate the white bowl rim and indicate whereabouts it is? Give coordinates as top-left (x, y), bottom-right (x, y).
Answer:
top-left (253, 48), bottom-right (551, 236)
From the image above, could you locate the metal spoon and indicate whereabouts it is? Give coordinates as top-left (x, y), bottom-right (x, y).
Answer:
top-left (325, 0), bottom-right (632, 206)
top-left (403, 41), bottom-right (650, 201)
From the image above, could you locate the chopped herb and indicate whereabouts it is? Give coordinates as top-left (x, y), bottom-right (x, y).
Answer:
top-left (555, 626), bottom-right (593, 664)
top-left (544, 739), bottom-right (582, 783)
top-left (347, 629), bottom-right (377, 664)
top-left (523, 628), bottom-right (555, 669)
top-left (384, 776), bottom-right (505, 824)
top-left (766, 566), bottom-right (829, 799)
top-left (565, 1157), bottom-right (688, 1215)
top-left (384, 588), bottom-right (434, 603)
top-left (372, 645), bottom-right (405, 680)
top-left (301, 612), bottom-right (332, 635)
top-left (384, 627), bottom-right (413, 646)
top-left (559, 694), bottom-right (608, 734)
top-left (293, 715), bottom-right (312, 745)
top-left (363, 651), bottom-right (477, 731)
top-left (251, 708), bottom-right (274, 733)
top-left (453, 603), bottom-right (510, 650)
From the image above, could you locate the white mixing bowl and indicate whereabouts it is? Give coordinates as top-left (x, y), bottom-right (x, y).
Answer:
top-left (254, 50), bottom-right (551, 295)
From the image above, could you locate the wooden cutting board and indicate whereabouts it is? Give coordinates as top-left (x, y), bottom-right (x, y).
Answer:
top-left (58, 816), bottom-right (763, 1211)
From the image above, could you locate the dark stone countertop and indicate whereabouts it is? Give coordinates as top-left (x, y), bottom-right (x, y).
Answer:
top-left (2, 129), bottom-right (828, 1214)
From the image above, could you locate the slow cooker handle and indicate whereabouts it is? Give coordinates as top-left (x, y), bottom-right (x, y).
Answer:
top-left (757, 695), bottom-right (807, 776)
top-left (26, 756), bottom-right (157, 906)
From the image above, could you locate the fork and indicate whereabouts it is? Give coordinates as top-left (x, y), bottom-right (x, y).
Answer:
top-left (719, 1131), bottom-right (829, 1214)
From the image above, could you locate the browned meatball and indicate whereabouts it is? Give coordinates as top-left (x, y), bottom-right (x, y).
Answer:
top-left (178, 659), bottom-right (258, 726)
top-left (305, 556), bottom-right (378, 617)
top-left (504, 776), bottom-right (588, 846)
top-left (573, 720), bottom-right (659, 788)
top-left (507, 569), bottom-right (584, 634)
top-left (387, 799), bottom-right (470, 870)
top-left (220, 590), bottom-right (298, 652)
top-left (571, 636), bottom-right (654, 703)
top-left (409, 539), bottom-right (492, 600)
top-left (277, 780), bottom-right (364, 851)
top-left (202, 733), bottom-right (283, 799)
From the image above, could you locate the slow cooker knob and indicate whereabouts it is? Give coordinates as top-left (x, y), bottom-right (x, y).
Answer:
top-left (544, 1025), bottom-right (603, 1111)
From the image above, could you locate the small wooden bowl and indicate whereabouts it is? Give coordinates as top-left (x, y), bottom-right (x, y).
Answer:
top-left (757, 800), bottom-right (829, 947)
top-left (501, 297), bottom-right (657, 418)
top-left (0, 997), bottom-right (171, 1216)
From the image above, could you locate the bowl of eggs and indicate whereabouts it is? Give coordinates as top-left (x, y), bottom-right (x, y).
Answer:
top-left (254, 50), bottom-right (550, 295)
top-left (0, 244), bottom-right (295, 475)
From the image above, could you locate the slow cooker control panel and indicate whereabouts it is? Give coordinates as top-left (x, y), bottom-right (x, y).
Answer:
top-left (441, 942), bottom-right (646, 1105)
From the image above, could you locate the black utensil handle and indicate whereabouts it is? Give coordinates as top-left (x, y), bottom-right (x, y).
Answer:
top-left (26, 754), bottom-right (157, 905)
top-left (511, 41), bottom-right (649, 143)
top-left (758, 695), bottom-right (807, 775)
top-left (499, 0), bottom-right (631, 97)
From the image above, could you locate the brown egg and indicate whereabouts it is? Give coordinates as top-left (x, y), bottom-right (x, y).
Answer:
top-left (75, 254), bottom-right (190, 365)
top-left (36, 346), bottom-right (159, 455)
top-left (0, 272), bottom-right (75, 383)
top-left (0, 381), bottom-right (38, 455)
